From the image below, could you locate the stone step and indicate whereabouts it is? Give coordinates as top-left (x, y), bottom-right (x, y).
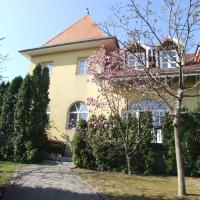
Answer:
top-left (48, 156), bottom-right (72, 162)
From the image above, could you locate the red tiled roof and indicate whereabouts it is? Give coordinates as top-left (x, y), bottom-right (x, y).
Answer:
top-left (195, 45), bottom-right (200, 62)
top-left (185, 53), bottom-right (196, 64)
top-left (157, 63), bottom-right (200, 75)
top-left (184, 63), bottom-right (200, 72)
top-left (43, 15), bottom-right (105, 46)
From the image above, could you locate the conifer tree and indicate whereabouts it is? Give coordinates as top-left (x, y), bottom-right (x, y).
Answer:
top-left (0, 76), bottom-right (23, 160)
top-left (0, 81), bottom-right (10, 155)
top-left (29, 65), bottom-right (50, 162)
top-left (0, 82), bottom-right (10, 116)
top-left (13, 75), bottom-right (32, 162)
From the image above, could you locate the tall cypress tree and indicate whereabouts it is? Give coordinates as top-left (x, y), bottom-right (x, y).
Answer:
top-left (0, 81), bottom-right (10, 157)
top-left (29, 65), bottom-right (50, 162)
top-left (13, 75), bottom-right (32, 163)
top-left (0, 82), bottom-right (10, 116)
top-left (0, 76), bottom-right (23, 160)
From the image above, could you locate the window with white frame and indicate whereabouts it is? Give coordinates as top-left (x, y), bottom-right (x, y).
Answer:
top-left (156, 129), bottom-right (162, 143)
top-left (160, 50), bottom-right (177, 68)
top-left (123, 101), bottom-right (167, 143)
top-left (78, 59), bottom-right (87, 75)
top-left (127, 52), bottom-right (145, 68)
top-left (68, 102), bottom-right (88, 128)
top-left (41, 63), bottom-right (53, 75)
top-left (152, 111), bottom-right (165, 127)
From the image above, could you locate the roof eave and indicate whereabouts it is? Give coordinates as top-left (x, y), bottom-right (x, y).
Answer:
top-left (19, 37), bottom-right (119, 59)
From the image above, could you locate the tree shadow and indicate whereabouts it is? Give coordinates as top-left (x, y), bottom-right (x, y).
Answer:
top-left (11, 163), bottom-right (62, 182)
top-left (0, 186), bottom-right (7, 199)
top-left (186, 193), bottom-right (200, 197)
top-left (3, 164), bottom-right (199, 200)
top-left (2, 185), bottom-right (164, 200)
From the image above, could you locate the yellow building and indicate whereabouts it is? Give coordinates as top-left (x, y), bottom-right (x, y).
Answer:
top-left (20, 15), bottom-right (118, 141)
top-left (20, 15), bottom-right (200, 144)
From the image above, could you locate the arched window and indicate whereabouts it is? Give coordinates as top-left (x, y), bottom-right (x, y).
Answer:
top-left (68, 102), bottom-right (88, 128)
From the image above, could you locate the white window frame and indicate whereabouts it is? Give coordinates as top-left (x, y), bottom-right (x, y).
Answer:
top-left (77, 59), bottom-right (87, 75)
top-left (41, 62), bottom-right (53, 76)
top-left (160, 50), bottom-right (177, 68)
top-left (127, 52), bottom-right (146, 69)
top-left (156, 129), bottom-right (163, 143)
top-left (68, 102), bottom-right (88, 129)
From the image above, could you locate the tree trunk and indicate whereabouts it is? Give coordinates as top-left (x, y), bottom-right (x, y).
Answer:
top-left (126, 154), bottom-right (132, 175)
top-left (124, 143), bottom-right (132, 175)
top-left (173, 106), bottom-right (186, 198)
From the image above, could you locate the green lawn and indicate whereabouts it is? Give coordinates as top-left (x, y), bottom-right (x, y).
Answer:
top-left (0, 162), bottom-right (22, 194)
top-left (73, 168), bottom-right (200, 200)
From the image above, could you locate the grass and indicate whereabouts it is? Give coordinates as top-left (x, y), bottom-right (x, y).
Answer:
top-left (73, 168), bottom-right (200, 200)
top-left (0, 162), bottom-right (22, 194)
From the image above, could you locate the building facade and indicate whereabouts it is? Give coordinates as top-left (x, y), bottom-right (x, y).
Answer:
top-left (20, 16), bottom-right (118, 141)
top-left (20, 15), bottom-right (200, 143)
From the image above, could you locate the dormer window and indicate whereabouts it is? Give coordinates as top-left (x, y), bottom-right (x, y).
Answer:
top-left (160, 50), bottom-right (177, 68)
top-left (127, 53), bottom-right (145, 68)
top-left (78, 59), bottom-right (87, 75)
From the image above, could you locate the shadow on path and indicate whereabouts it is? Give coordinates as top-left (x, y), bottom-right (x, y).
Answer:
top-left (3, 185), bottom-right (163, 200)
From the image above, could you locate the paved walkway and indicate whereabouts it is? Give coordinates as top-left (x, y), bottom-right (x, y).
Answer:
top-left (3, 163), bottom-right (102, 200)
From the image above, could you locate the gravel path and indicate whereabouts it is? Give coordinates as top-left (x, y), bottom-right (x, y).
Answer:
top-left (3, 163), bottom-right (102, 200)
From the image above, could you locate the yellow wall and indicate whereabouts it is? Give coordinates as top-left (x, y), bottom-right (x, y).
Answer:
top-left (125, 78), bottom-right (200, 112)
top-left (29, 48), bottom-right (109, 141)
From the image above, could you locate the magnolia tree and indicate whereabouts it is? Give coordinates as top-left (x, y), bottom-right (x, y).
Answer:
top-left (87, 48), bottom-right (156, 175)
top-left (87, 0), bottom-right (200, 198)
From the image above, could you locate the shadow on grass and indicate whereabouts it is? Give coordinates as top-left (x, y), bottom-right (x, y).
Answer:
top-left (102, 194), bottom-right (164, 200)
top-left (186, 193), bottom-right (200, 197)
top-left (2, 184), bottom-right (164, 200)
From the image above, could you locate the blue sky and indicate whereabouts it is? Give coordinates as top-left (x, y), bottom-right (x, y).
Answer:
top-left (0, 0), bottom-right (121, 81)
top-left (0, 0), bottom-right (199, 81)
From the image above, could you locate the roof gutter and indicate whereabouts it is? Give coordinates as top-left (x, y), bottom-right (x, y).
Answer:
top-left (19, 37), bottom-right (119, 53)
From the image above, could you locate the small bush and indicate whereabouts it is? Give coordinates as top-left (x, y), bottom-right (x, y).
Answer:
top-left (93, 141), bottom-right (125, 171)
top-left (72, 114), bottom-right (160, 174)
top-left (162, 112), bottom-right (200, 176)
top-left (72, 119), bottom-right (95, 168)
top-left (162, 113), bottom-right (177, 175)
top-left (72, 129), bottom-right (86, 167)
top-left (143, 149), bottom-right (157, 175)
top-left (194, 157), bottom-right (200, 176)
top-left (72, 110), bottom-right (200, 177)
